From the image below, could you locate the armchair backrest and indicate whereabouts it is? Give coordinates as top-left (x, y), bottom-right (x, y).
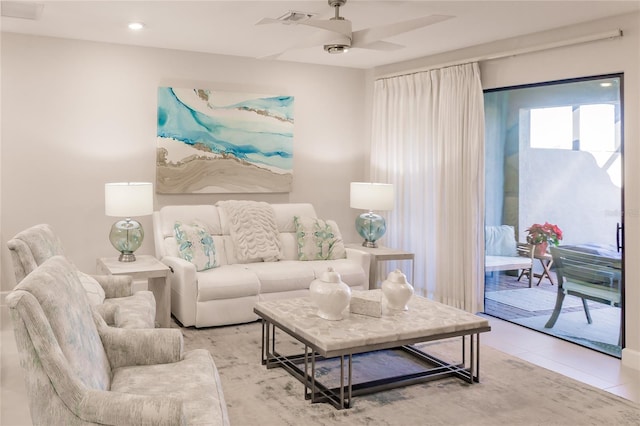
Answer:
top-left (6, 256), bottom-right (112, 424)
top-left (7, 224), bottom-right (65, 283)
top-left (550, 246), bottom-right (622, 292)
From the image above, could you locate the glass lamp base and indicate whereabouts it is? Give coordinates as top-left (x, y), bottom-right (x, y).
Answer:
top-left (109, 218), bottom-right (144, 262)
top-left (355, 212), bottom-right (386, 248)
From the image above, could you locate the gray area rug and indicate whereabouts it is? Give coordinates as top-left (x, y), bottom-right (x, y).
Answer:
top-left (180, 321), bottom-right (639, 425)
top-left (485, 288), bottom-right (583, 312)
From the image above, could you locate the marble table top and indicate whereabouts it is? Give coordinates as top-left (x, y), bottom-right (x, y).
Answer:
top-left (254, 290), bottom-right (490, 356)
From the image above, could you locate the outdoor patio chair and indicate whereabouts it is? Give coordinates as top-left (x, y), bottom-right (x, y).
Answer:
top-left (545, 246), bottom-right (622, 342)
top-left (485, 225), bottom-right (533, 287)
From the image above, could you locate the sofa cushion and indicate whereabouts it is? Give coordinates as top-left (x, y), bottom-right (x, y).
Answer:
top-left (271, 203), bottom-right (317, 232)
top-left (485, 225), bottom-right (518, 256)
top-left (110, 349), bottom-right (228, 426)
top-left (197, 265), bottom-right (260, 301)
top-left (77, 272), bottom-right (106, 306)
top-left (158, 205), bottom-right (222, 238)
top-left (294, 216), bottom-right (347, 261)
top-left (243, 261), bottom-right (315, 293)
top-left (174, 222), bottom-right (218, 271)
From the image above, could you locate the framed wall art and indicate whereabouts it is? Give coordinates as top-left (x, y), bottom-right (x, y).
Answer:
top-left (157, 87), bottom-right (294, 193)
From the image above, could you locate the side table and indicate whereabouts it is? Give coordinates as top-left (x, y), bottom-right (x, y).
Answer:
top-left (97, 255), bottom-right (171, 328)
top-left (533, 252), bottom-right (555, 286)
top-left (345, 244), bottom-right (415, 290)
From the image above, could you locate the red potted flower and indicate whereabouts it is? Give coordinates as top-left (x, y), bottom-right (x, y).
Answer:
top-left (525, 222), bottom-right (563, 256)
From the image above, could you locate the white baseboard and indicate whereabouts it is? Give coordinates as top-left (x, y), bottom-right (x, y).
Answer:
top-left (621, 347), bottom-right (640, 371)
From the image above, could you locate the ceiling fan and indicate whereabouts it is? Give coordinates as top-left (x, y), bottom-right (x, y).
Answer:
top-left (257, 0), bottom-right (453, 55)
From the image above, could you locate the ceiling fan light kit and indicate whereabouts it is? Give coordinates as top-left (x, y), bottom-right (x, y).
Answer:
top-left (324, 44), bottom-right (349, 54)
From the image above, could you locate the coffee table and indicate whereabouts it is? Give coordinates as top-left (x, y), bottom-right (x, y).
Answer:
top-left (254, 291), bottom-right (491, 409)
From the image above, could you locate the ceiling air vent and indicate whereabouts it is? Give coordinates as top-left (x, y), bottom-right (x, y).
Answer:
top-left (1, 1), bottom-right (44, 20)
top-left (276, 10), bottom-right (316, 25)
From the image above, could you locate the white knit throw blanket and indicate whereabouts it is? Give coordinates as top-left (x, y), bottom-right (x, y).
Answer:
top-left (217, 200), bottom-right (281, 261)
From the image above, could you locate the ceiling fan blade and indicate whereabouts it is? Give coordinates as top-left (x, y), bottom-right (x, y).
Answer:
top-left (297, 19), bottom-right (352, 37)
top-left (352, 14), bottom-right (453, 47)
top-left (356, 40), bottom-right (404, 51)
top-left (257, 30), bottom-right (338, 60)
top-left (255, 17), bottom-right (282, 26)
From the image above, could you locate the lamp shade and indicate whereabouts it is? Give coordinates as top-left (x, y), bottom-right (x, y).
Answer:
top-left (350, 182), bottom-right (394, 211)
top-left (105, 182), bottom-right (153, 217)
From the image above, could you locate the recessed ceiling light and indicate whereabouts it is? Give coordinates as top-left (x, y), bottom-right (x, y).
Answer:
top-left (128, 22), bottom-right (144, 31)
top-left (600, 82), bottom-right (613, 87)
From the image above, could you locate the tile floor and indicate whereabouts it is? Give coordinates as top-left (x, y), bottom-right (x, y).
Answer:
top-left (1, 305), bottom-right (638, 425)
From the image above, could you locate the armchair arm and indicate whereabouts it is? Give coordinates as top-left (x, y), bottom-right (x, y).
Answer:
top-left (77, 389), bottom-right (185, 426)
top-left (517, 242), bottom-right (534, 259)
top-left (91, 274), bottom-right (134, 298)
top-left (93, 303), bottom-right (119, 326)
top-left (99, 326), bottom-right (184, 369)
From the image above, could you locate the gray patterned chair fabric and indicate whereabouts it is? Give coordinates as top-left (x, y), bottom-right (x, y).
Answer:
top-left (7, 224), bottom-right (155, 329)
top-left (7, 255), bottom-right (230, 426)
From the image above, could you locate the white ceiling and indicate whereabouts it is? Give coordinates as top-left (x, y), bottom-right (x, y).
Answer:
top-left (2, 1), bottom-right (639, 69)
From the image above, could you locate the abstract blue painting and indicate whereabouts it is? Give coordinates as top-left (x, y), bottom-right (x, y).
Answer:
top-left (157, 87), bottom-right (294, 193)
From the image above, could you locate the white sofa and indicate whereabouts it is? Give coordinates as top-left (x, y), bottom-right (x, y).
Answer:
top-left (153, 203), bottom-right (370, 328)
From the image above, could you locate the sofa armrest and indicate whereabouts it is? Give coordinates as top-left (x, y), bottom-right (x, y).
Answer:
top-left (99, 326), bottom-right (184, 369)
top-left (91, 274), bottom-right (134, 299)
top-left (161, 256), bottom-right (199, 327)
top-left (345, 248), bottom-right (372, 284)
top-left (78, 389), bottom-right (185, 426)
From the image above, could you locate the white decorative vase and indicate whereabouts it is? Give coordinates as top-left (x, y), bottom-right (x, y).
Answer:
top-left (309, 267), bottom-right (351, 320)
top-left (382, 269), bottom-right (414, 311)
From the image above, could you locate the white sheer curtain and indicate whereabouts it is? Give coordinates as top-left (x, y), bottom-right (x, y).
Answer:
top-left (370, 63), bottom-right (485, 313)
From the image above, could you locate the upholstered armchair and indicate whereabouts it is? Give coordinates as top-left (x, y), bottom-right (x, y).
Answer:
top-left (7, 255), bottom-right (229, 426)
top-left (7, 223), bottom-right (155, 328)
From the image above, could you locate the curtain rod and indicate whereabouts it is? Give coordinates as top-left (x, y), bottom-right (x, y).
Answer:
top-left (375, 29), bottom-right (623, 81)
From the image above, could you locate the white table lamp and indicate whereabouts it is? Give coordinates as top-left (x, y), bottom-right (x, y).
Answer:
top-left (350, 182), bottom-right (394, 248)
top-left (105, 182), bottom-right (153, 262)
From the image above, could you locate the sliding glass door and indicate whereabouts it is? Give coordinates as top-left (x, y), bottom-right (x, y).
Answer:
top-left (483, 74), bottom-right (624, 357)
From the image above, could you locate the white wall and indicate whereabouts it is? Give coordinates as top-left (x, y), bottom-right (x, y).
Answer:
top-left (1, 33), bottom-right (367, 291)
top-left (372, 12), bottom-right (640, 369)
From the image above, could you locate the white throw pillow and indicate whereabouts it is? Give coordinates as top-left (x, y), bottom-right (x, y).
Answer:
top-left (485, 225), bottom-right (518, 256)
top-left (294, 216), bottom-right (347, 261)
top-left (77, 272), bottom-right (106, 306)
top-left (174, 221), bottom-right (218, 271)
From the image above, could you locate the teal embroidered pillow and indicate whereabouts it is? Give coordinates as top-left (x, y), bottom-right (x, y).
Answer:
top-left (174, 222), bottom-right (218, 271)
top-left (294, 216), bottom-right (347, 261)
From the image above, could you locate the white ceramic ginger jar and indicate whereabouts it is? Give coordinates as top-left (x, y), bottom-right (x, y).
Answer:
top-left (382, 269), bottom-right (414, 311)
top-left (309, 267), bottom-right (351, 320)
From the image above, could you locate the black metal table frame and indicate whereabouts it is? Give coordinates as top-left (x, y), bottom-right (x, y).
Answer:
top-left (259, 318), bottom-right (489, 410)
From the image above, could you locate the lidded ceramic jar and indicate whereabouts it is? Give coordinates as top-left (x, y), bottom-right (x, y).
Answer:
top-left (309, 267), bottom-right (351, 320)
top-left (382, 269), bottom-right (414, 311)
